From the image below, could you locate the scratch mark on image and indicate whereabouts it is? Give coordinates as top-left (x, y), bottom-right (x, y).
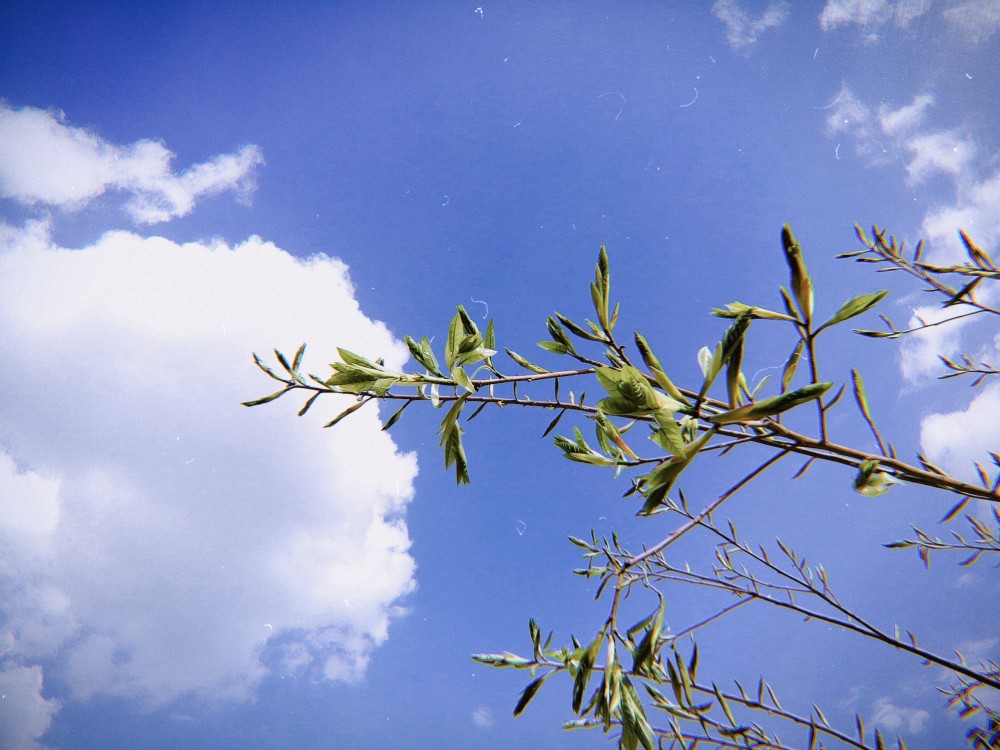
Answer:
top-left (680, 88), bottom-right (698, 108)
top-left (598, 91), bottom-right (626, 121)
top-left (835, 143), bottom-right (841, 160)
top-left (644, 157), bottom-right (656, 171)
top-left (513, 119), bottom-right (522, 128)
top-left (815, 90), bottom-right (843, 110)
top-left (813, 48), bottom-right (819, 60)
top-left (515, 520), bottom-right (526, 536)
top-left (474, 7), bottom-right (483, 18)
top-left (470, 297), bottom-right (489, 318)
top-left (709, 55), bottom-right (716, 63)
top-left (442, 195), bottom-right (450, 206)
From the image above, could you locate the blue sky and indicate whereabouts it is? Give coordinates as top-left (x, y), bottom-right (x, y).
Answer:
top-left (1, 2), bottom-right (999, 748)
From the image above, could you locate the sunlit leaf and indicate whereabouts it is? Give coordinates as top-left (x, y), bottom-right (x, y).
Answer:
top-left (708, 382), bottom-right (832, 424)
top-left (816, 290), bottom-right (889, 333)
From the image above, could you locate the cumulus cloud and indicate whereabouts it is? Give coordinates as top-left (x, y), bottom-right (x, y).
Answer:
top-left (905, 130), bottom-right (976, 186)
top-left (820, 0), bottom-right (1000, 42)
top-left (921, 172), bottom-right (1000, 264)
top-left (820, 0), bottom-right (932, 35)
top-left (0, 664), bottom-right (60, 750)
top-left (942, 0), bottom-right (1000, 44)
top-left (712, 0), bottom-right (790, 52)
top-left (821, 81), bottom-right (1000, 484)
top-left (920, 381), bottom-right (1000, 477)
top-left (897, 305), bottom-right (972, 382)
top-left (825, 83), bottom-right (893, 164)
top-left (871, 697), bottom-right (930, 734)
top-left (877, 93), bottom-right (934, 137)
top-left (0, 103), bottom-right (263, 223)
top-left (0, 221), bottom-right (418, 737)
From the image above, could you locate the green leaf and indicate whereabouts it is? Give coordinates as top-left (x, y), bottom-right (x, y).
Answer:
top-left (291, 343), bottom-right (306, 372)
top-left (572, 636), bottom-right (602, 713)
top-left (241, 387), bottom-right (290, 407)
top-left (556, 312), bottom-right (606, 342)
top-left (712, 301), bottom-right (799, 323)
top-left (708, 382), bottom-right (832, 424)
top-left (513, 673), bottom-right (551, 717)
top-left (596, 365), bottom-right (684, 417)
top-left (484, 320), bottom-right (496, 366)
top-left (275, 348), bottom-right (294, 376)
top-left (590, 246), bottom-right (611, 331)
top-left (380, 401), bottom-right (410, 431)
top-left (457, 304), bottom-right (479, 336)
top-left (781, 339), bottom-right (804, 392)
top-left (816, 290), bottom-right (889, 333)
top-left (537, 340), bottom-right (570, 355)
top-left (554, 427), bottom-right (618, 466)
top-left (633, 332), bottom-right (690, 405)
top-left (782, 224), bottom-right (814, 324)
top-left (251, 352), bottom-right (288, 383)
top-left (699, 310), bottom-right (751, 400)
top-left (323, 398), bottom-right (369, 428)
top-left (451, 365), bottom-right (474, 393)
top-left (437, 394), bottom-right (471, 484)
top-left (445, 310), bottom-right (464, 370)
top-left (650, 413), bottom-right (686, 458)
top-left (546, 317), bottom-right (577, 354)
top-left (636, 428), bottom-right (715, 514)
top-left (854, 459), bottom-right (898, 497)
top-left (297, 391), bottom-right (321, 416)
top-left (505, 348), bottom-right (548, 374)
top-left (405, 335), bottom-right (444, 377)
top-left (595, 411), bottom-right (638, 460)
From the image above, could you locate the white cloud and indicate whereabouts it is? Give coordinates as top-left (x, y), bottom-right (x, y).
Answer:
top-left (712, 0), bottom-right (790, 52)
top-left (823, 84), bottom-right (1000, 490)
top-left (472, 706), bottom-right (496, 728)
top-left (905, 130), bottom-right (976, 186)
top-left (0, 104), bottom-right (262, 224)
top-left (820, 0), bottom-right (932, 34)
top-left (921, 172), bottom-right (1000, 264)
top-left (820, 0), bottom-right (1000, 42)
top-left (871, 697), bottom-right (930, 734)
top-left (898, 305), bottom-right (970, 382)
top-left (0, 664), bottom-right (60, 750)
top-left (920, 381), bottom-right (1000, 477)
top-left (0, 221), bottom-right (418, 736)
top-left (878, 93), bottom-right (934, 137)
top-left (825, 83), bottom-right (892, 164)
top-left (942, 0), bottom-right (1000, 44)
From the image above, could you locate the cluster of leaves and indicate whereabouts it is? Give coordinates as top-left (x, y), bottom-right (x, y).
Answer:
top-left (245, 224), bottom-right (1000, 749)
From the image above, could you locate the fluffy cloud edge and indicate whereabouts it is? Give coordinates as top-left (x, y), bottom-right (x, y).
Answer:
top-left (0, 103), bottom-right (263, 224)
top-left (0, 220), bottom-right (420, 741)
top-left (712, 0), bottom-right (790, 53)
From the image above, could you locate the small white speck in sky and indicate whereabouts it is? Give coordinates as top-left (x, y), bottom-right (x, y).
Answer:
top-left (474, 7), bottom-right (483, 18)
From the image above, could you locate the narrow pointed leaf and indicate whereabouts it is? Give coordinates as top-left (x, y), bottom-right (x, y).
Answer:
top-left (816, 290), bottom-right (889, 333)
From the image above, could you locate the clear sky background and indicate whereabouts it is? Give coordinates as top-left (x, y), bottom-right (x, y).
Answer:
top-left (1, 2), bottom-right (998, 749)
